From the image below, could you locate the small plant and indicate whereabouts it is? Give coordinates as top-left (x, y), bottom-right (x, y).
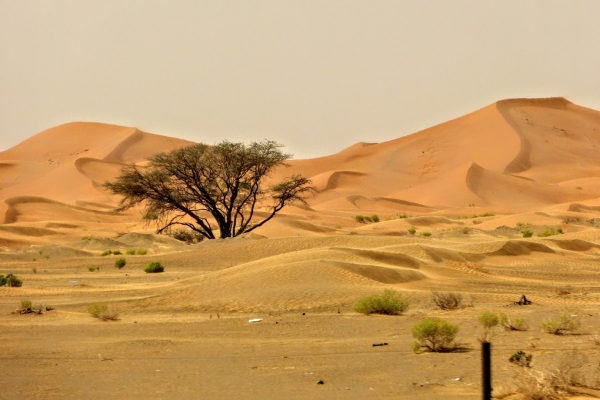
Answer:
top-left (420, 231), bottom-right (432, 237)
top-left (556, 228), bottom-right (563, 234)
top-left (509, 350), bottom-right (532, 367)
top-left (32, 267), bottom-right (37, 274)
top-left (432, 291), bottom-right (464, 310)
top-left (478, 310), bottom-right (499, 342)
top-left (144, 262), bottom-right (164, 273)
top-left (542, 308), bottom-right (581, 335)
top-left (354, 289), bottom-right (409, 315)
top-left (537, 229), bottom-right (560, 237)
top-left (479, 212), bottom-right (495, 217)
top-left (398, 213), bottom-right (407, 219)
top-left (364, 216), bottom-right (373, 223)
top-left (499, 313), bottom-right (528, 331)
top-left (407, 227), bottom-right (416, 235)
top-left (87, 303), bottom-right (119, 321)
top-left (20, 300), bottom-right (32, 310)
top-left (371, 214), bottom-right (380, 223)
top-left (5, 274), bottom-right (23, 287)
top-left (522, 229), bottom-right (533, 238)
top-left (576, 186), bottom-right (582, 190)
top-left (112, 250), bottom-right (122, 255)
top-left (115, 258), bottom-right (126, 269)
top-left (126, 249), bottom-right (136, 255)
top-left (136, 249), bottom-right (147, 255)
top-left (412, 317), bottom-right (460, 352)
top-left (516, 222), bottom-right (526, 227)
top-left (101, 250), bottom-right (112, 256)
top-left (88, 266), bottom-right (100, 272)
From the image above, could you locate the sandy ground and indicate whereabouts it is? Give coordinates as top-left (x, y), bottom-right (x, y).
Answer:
top-left (2, 98), bottom-right (600, 398)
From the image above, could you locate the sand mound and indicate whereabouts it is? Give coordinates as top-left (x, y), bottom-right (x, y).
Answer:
top-left (568, 203), bottom-right (600, 213)
top-left (489, 240), bottom-right (555, 256)
top-left (419, 246), bottom-right (485, 263)
top-left (405, 216), bottom-right (461, 227)
top-left (547, 239), bottom-right (600, 252)
top-left (0, 225), bottom-right (58, 237)
top-left (70, 237), bottom-right (130, 251)
top-left (330, 247), bottom-right (422, 269)
top-left (311, 170), bottom-right (366, 192)
top-left (329, 261), bottom-right (426, 284)
top-left (116, 232), bottom-right (185, 247)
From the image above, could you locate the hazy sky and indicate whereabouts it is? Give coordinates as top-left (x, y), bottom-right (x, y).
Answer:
top-left (2, 1), bottom-right (600, 159)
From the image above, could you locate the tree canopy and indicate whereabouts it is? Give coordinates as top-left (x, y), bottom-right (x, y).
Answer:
top-left (105, 140), bottom-right (313, 239)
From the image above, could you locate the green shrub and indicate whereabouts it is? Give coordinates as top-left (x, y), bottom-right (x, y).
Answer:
top-left (557, 228), bottom-right (563, 234)
top-left (407, 227), bottom-right (416, 235)
top-left (87, 303), bottom-right (119, 321)
top-left (136, 249), bottom-right (147, 255)
top-left (478, 311), bottom-right (499, 342)
top-left (576, 186), bottom-right (582, 190)
top-left (522, 229), bottom-right (533, 238)
top-left (354, 289), bottom-right (409, 315)
top-left (112, 250), bottom-right (122, 255)
top-left (509, 350), bottom-right (532, 367)
top-left (412, 317), bottom-right (460, 352)
top-left (420, 231), bottom-right (432, 237)
top-left (144, 262), bottom-right (164, 273)
top-left (432, 292), bottom-right (464, 310)
top-left (101, 250), bottom-right (112, 256)
top-left (126, 249), bottom-right (136, 255)
top-left (32, 268), bottom-right (37, 274)
top-left (20, 300), bottom-right (32, 310)
top-left (115, 258), bottom-right (126, 269)
top-left (0, 275), bottom-right (7, 286)
top-left (499, 313), bottom-right (527, 331)
top-left (364, 216), bottom-right (373, 223)
top-left (537, 229), bottom-right (560, 237)
top-left (479, 212), bottom-right (494, 217)
top-left (6, 275), bottom-right (22, 287)
top-left (542, 309), bottom-right (581, 335)
top-left (88, 266), bottom-right (100, 272)
top-left (398, 214), bottom-right (407, 219)
top-left (371, 214), bottom-right (380, 223)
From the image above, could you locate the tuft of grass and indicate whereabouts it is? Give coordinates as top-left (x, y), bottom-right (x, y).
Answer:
top-left (420, 231), bottom-right (432, 237)
top-left (88, 266), bottom-right (100, 272)
top-left (537, 228), bottom-right (561, 237)
top-left (522, 229), bottom-right (533, 238)
top-left (32, 267), bottom-right (37, 274)
top-left (115, 258), bottom-right (126, 269)
top-left (126, 249), bottom-right (136, 255)
top-left (398, 213), bottom-right (407, 219)
top-left (136, 249), bottom-right (147, 255)
top-left (144, 262), bottom-right (164, 273)
top-left (412, 317), bottom-right (460, 353)
top-left (479, 212), bottom-right (495, 217)
top-left (334, 225), bottom-right (342, 230)
top-left (542, 308), bottom-right (581, 335)
top-left (499, 313), bottom-right (528, 331)
top-left (576, 186), bottom-right (582, 190)
top-left (407, 227), bottom-right (416, 235)
top-left (101, 250), bottom-right (112, 256)
top-left (112, 250), bottom-right (122, 255)
top-left (370, 214), bottom-right (380, 223)
top-left (354, 289), bottom-right (409, 315)
top-left (87, 303), bottom-right (119, 321)
top-left (432, 292), bottom-right (465, 310)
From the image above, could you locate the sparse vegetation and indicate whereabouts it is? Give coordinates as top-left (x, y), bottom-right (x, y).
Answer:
top-left (542, 308), bottom-right (581, 335)
top-left (407, 227), bottom-right (416, 235)
top-left (115, 258), bottom-right (126, 269)
top-left (169, 229), bottom-right (205, 244)
top-left (522, 229), bottom-right (533, 238)
top-left (509, 350), bottom-right (532, 367)
top-left (412, 317), bottom-right (460, 352)
top-left (432, 291), bottom-right (465, 310)
top-left (537, 228), bottom-right (561, 237)
top-left (144, 262), bottom-right (164, 273)
top-left (87, 303), bottom-right (119, 321)
top-left (499, 313), bottom-right (528, 331)
top-left (420, 231), bottom-right (432, 237)
top-left (353, 289), bottom-right (409, 315)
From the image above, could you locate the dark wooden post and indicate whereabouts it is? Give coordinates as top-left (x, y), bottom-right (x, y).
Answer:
top-left (482, 341), bottom-right (491, 400)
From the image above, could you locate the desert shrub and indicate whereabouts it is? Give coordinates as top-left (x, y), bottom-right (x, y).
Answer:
top-left (479, 212), bottom-right (495, 217)
top-left (169, 229), bottom-right (204, 244)
top-left (420, 231), bottom-right (432, 237)
top-left (6, 275), bottom-right (22, 287)
top-left (537, 229), bottom-right (559, 238)
top-left (0, 275), bottom-right (7, 286)
top-left (20, 300), bottom-right (32, 310)
top-left (371, 214), bottom-right (380, 223)
top-left (432, 291), bottom-right (464, 310)
top-left (88, 266), bottom-right (100, 272)
top-left (32, 267), bottom-right (37, 274)
top-left (499, 313), bottom-right (528, 331)
top-left (407, 227), bottom-right (416, 235)
top-left (136, 249), bottom-right (147, 255)
top-left (412, 317), bottom-right (460, 352)
top-left (542, 309), bottom-right (581, 335)
top-left (87, 303), bottom-right (119, 321)
top-left (516, 222), bottom-right (526, 227)
top-left (522, 229), bottom-right (533, 238)
top-left (509, 350), bottom-right (532, 368)
top-left (478, 311), bottom-right (499, 342)
top-left (354, 289), bottom-right (409, 315)
top-left (355, 215), bottom-right (365, 223)
top-left (398, 213), bottom-right (407, 219)
top-left (126, 249), bottom-right (136, 255)
top-left (144, 262), bottom-right (164, 273)
top-left (115, 258), bottom-right (126, 269)
top-left (556, 228), bottom-right (563, 234)
top-left (101, 250), bottom-right (112, 256)
top-left (112, 250), bottom-right (122, 255)
top-left (364, 216), bottom-right (373, 223)
top-left (576, 186), bottom-right (582, 190)
top-left (555, 286), bottom-right (571, 296)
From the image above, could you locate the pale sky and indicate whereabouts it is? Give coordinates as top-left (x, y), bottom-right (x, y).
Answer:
top-left (1, 1), bottom-right (600, 159)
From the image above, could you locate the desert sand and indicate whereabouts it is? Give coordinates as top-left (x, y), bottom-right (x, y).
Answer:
top-left (1, 98), bottom-right (600, 399)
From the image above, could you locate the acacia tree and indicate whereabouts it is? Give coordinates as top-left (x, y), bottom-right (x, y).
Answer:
top-left (105, 140), bottom-right (312, 239)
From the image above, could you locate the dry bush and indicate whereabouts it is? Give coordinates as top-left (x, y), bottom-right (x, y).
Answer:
top-left (542, 308), bottom-right (581, 335)
top-left (500, 313), bottom-right (528, 331)
top-left (87, 303), bottom-right (119, 321)
top-left (354, 289), bottom-right (409, 315)
top-left (555, 286), bottom-right (571, 296)
top-left (432, 291), bottom-right (465, 310)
